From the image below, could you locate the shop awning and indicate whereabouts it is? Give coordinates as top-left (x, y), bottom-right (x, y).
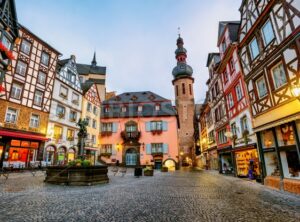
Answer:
top-left (0, 130), bottom-right (48, 141)
top-left (84, 147), bottom-right (99, 151)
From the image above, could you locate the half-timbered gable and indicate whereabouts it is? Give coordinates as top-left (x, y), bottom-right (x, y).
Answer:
top-left (1, 26), bottom-right (60, 112)
top-left (239, 0), bottom-right (300, 118)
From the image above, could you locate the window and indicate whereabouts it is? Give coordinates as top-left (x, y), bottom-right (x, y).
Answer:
top-left (16, 61), bottom-right (27, 76)
top-left (215, 82), bottom-right (219, 95)
top-left (11, 83), bottom-right (22, 99)
top-left (87, 103), bottom-right (92, 112)
top-left (223, 71), bottom-right (228, 83)
top-left (271, 62), bottom-right (287, 89)
top-left (85, 117), bottom-right (91, 126)
top-left (121, 106), bottom-right (126, 112)
top-left (91, 135), bottom-right (96, 144)
top-left (79, 76), bottom-right (84, 83)
top-left (249, 37), bottom-right (260, 59)
top-left (92, 119), bottom-right (97, 129)
top-left (2, 35), bottom-right (11, 49)
top-left (93, 106), bottom-right (98, 115)
top-left (37, 71), bottom-right (46, 85)
top-left (218, 129), bottom-right (227, 144)
top-left (72, 93), bottom-right (79, 104)
top-left (59, 85), bottom-right (68, 98)
top-left (235, 84), bottom-right (243, 101)
top-left (262, 19), bottom-right (274, 46)
top-left (41, 52), bottom-right (50, 66)
top-left (221, 41), bottom-right (226, 53)
top-left (208, 131), bottom-right (215, 144)
top-left (30, 114), bottom-right (40, 128)
top-left (151, 143), bottom-right (163, 153)
top-left (229, 58), bottom-right (235, 72)
top-left (138, 105), bottom-right (143, 112)
top-left (241, 116), bottom-right (249, 132)
top-left (54, 125), bottom-right (63, 139)
top-left (256, 76), bottom-right (268, 98)
top-left (215, 108), bottom-right (220, 122)
top-left (228, 93), bottom-right (234, 108)
top-left (155, 104), bottom-right (160, 111)
top-left (189, 84), bottom-right (192, 95)
top-left (231, 123), bottom-right (237, 136)
top-left (102, 144), bottom-right (112, 153)
top-left (69, 111), bottom-right (77, 122)
top-left (67, 129), bottom-right (74, 141)
top-left (56, 105), bottom-right (65, 117)
top-left (20, 39), bottom-right (31, 55)
top-left (182, 83), bottom-right (185, 94)
top-left (151, 121), bottom-right (163, 131)
top-left (176, 85), bottom-right (179, 96)
top-left (5, 108), bottom-right (17, 123)
top-left (33, 90), bottom-right (43, 106)
top-left (102, 123), bottom-right (112, 132)
top-left (104, 107), bottom-right (110, 113)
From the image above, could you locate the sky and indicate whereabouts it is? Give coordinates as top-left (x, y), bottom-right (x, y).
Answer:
top-left (15, 0), bottom-right (241, 104)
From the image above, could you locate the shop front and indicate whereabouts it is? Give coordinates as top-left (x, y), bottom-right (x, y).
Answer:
top-left (257, 121), bottom-right (300, 194)
top-left (218, 146), bottom-right (234, 175)
top-left (0, 129), bottom-right (48, 168)
top-left (234, 147), bottom-right (260, 179)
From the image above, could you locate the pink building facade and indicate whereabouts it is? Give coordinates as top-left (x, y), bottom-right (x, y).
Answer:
top-left (100, 91), bottom-right (179, 170)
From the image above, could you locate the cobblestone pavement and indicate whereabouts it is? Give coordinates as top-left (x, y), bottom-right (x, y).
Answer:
top-left (0, 169), bottom-right (300, 222)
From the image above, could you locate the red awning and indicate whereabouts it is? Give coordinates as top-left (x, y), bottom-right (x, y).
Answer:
top-left (84, 147), bottom-right (99, 151)
top-left (0, 130), bottom-right (49, 141)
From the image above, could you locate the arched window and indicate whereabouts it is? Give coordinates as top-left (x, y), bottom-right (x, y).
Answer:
top-left (189, 84), bottom-right (192, 95)
top-left (176, 85), bottom-right (179, 96)
top-left (182, 83), bottom-right (185, 95)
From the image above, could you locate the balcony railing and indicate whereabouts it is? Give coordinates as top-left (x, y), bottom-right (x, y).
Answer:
top-left (101, 131), bottom-right (112, 137)
top-left (121, 131), bottom-right (141, 141)
top-left (151, 149), bottom-right (163, 156)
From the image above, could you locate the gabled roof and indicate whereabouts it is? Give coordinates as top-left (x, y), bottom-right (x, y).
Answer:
top-left (81, 80), bottom-right (94, 95)
top-left (206, 53), bottom-right (220, 67)
top-left (102, 91), bottom-right (177, 118)
top-left (103, 91), bottom-right (168, 104)
top-left (217, 21), bottom-right (240, 46)
top-left (76, 63), bottom-right (106, 75)
top-left (19, 24), bottom-right (62, 55)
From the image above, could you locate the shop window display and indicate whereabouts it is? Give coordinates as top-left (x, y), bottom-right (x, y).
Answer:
top-left (277, 124), bottom-right (295, 146)
top-left (280, 150), bottom-right (300, 179)
top-left (261, 130), bottom-right (275, 148)
top-left (264, 151), bottom-right (281, 177)
top-left (235, 150), bottom-right (260, 178)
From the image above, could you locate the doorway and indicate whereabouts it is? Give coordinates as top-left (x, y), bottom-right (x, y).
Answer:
top-left (125, 148), bottom-right (137, 166)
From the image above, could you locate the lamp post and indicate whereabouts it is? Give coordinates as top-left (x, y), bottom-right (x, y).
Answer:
top-left (291, 84), bottom-right (300, 100)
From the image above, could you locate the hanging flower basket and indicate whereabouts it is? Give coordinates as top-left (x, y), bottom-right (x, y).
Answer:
top-left (0, 85), bottom-right (5, 93)
top-left (0, 42), bottom-right (15, 60)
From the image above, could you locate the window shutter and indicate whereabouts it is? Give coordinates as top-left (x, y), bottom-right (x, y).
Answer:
top-left (112, 123), bottom-right (118, 132)
top-left (146, 144), bottom-right (151, 154)
top-left (112, 145), bottom-right (117, 155)
top-left (162, 121), bottom-right (168, 131)
top-left (145, 122), bottom-right (151, 132)
top-left (163, 144), bottom-right (169, 154)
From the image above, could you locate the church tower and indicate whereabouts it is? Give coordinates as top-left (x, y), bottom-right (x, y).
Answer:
top-left (172, 34), bottom-right (195, 166)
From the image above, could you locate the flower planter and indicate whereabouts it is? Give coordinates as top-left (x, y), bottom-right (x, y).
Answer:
top-left (44, 165), bottom-right (109, 186)
top-left (144, 169), bottom-right (154, 176)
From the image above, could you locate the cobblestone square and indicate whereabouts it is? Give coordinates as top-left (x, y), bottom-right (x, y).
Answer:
top-left (0, 169), bottom-right (300, 222)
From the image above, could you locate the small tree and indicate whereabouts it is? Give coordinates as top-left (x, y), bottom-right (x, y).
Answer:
top-left (77, 118), bottom-right (88, 159)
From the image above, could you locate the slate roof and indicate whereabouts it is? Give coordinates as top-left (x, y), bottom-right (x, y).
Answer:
top-left (101, 91), bottom-right (177, 118)
top-left (217, 21), bottom-right (240, 46)
top-left (76, 63), bottom-right (106, 75)
top-left (81, 81), bottom-right (94, 95)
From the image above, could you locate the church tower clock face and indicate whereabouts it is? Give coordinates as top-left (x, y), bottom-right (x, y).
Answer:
top-left (171, 33), bottom-right (195, 165)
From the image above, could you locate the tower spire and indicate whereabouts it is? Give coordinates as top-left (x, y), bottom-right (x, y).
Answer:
top-left (91, 51), bottom-right (97, 67)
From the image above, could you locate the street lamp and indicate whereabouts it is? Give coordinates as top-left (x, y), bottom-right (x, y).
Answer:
top-left (291, 84), bottom-right (300, 100)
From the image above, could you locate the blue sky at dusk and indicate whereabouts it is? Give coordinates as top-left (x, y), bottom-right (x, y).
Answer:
top-left (15, 0), bottom-right (241, 103)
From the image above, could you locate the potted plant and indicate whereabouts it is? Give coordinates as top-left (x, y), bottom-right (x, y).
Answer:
top-left (144, 166), bottom-right (154, 176)
top-left (161, 166), bottom-right (168, 172)
top-left (58, 112), bottom-right (65, 119)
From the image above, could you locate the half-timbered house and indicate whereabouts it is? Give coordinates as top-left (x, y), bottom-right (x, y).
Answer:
top-left (44, 55), bottom-right (82, 165)
top-left (81, 81), bottom-right (101, 165)
top-left (238, 0), bottom-right (300, 194)
top-left (217, 21), bottom-right (259, 178)
top-left (0, 25), bottom-right (60, 168)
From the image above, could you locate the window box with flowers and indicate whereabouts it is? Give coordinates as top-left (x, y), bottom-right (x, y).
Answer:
top-left (101, 131), bottom-right (112, 137)
top-left (57, 112), bottom-right (65, 119)
top-left (67, 136), bottom-right (74, 141)
top-left (0, 42), bottom-right (15, 61)
top-left (60, 93), bottom-right (67, 99)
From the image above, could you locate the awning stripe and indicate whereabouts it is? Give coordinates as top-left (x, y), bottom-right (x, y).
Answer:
top-left (0, 130), bottom-right (48, 141)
